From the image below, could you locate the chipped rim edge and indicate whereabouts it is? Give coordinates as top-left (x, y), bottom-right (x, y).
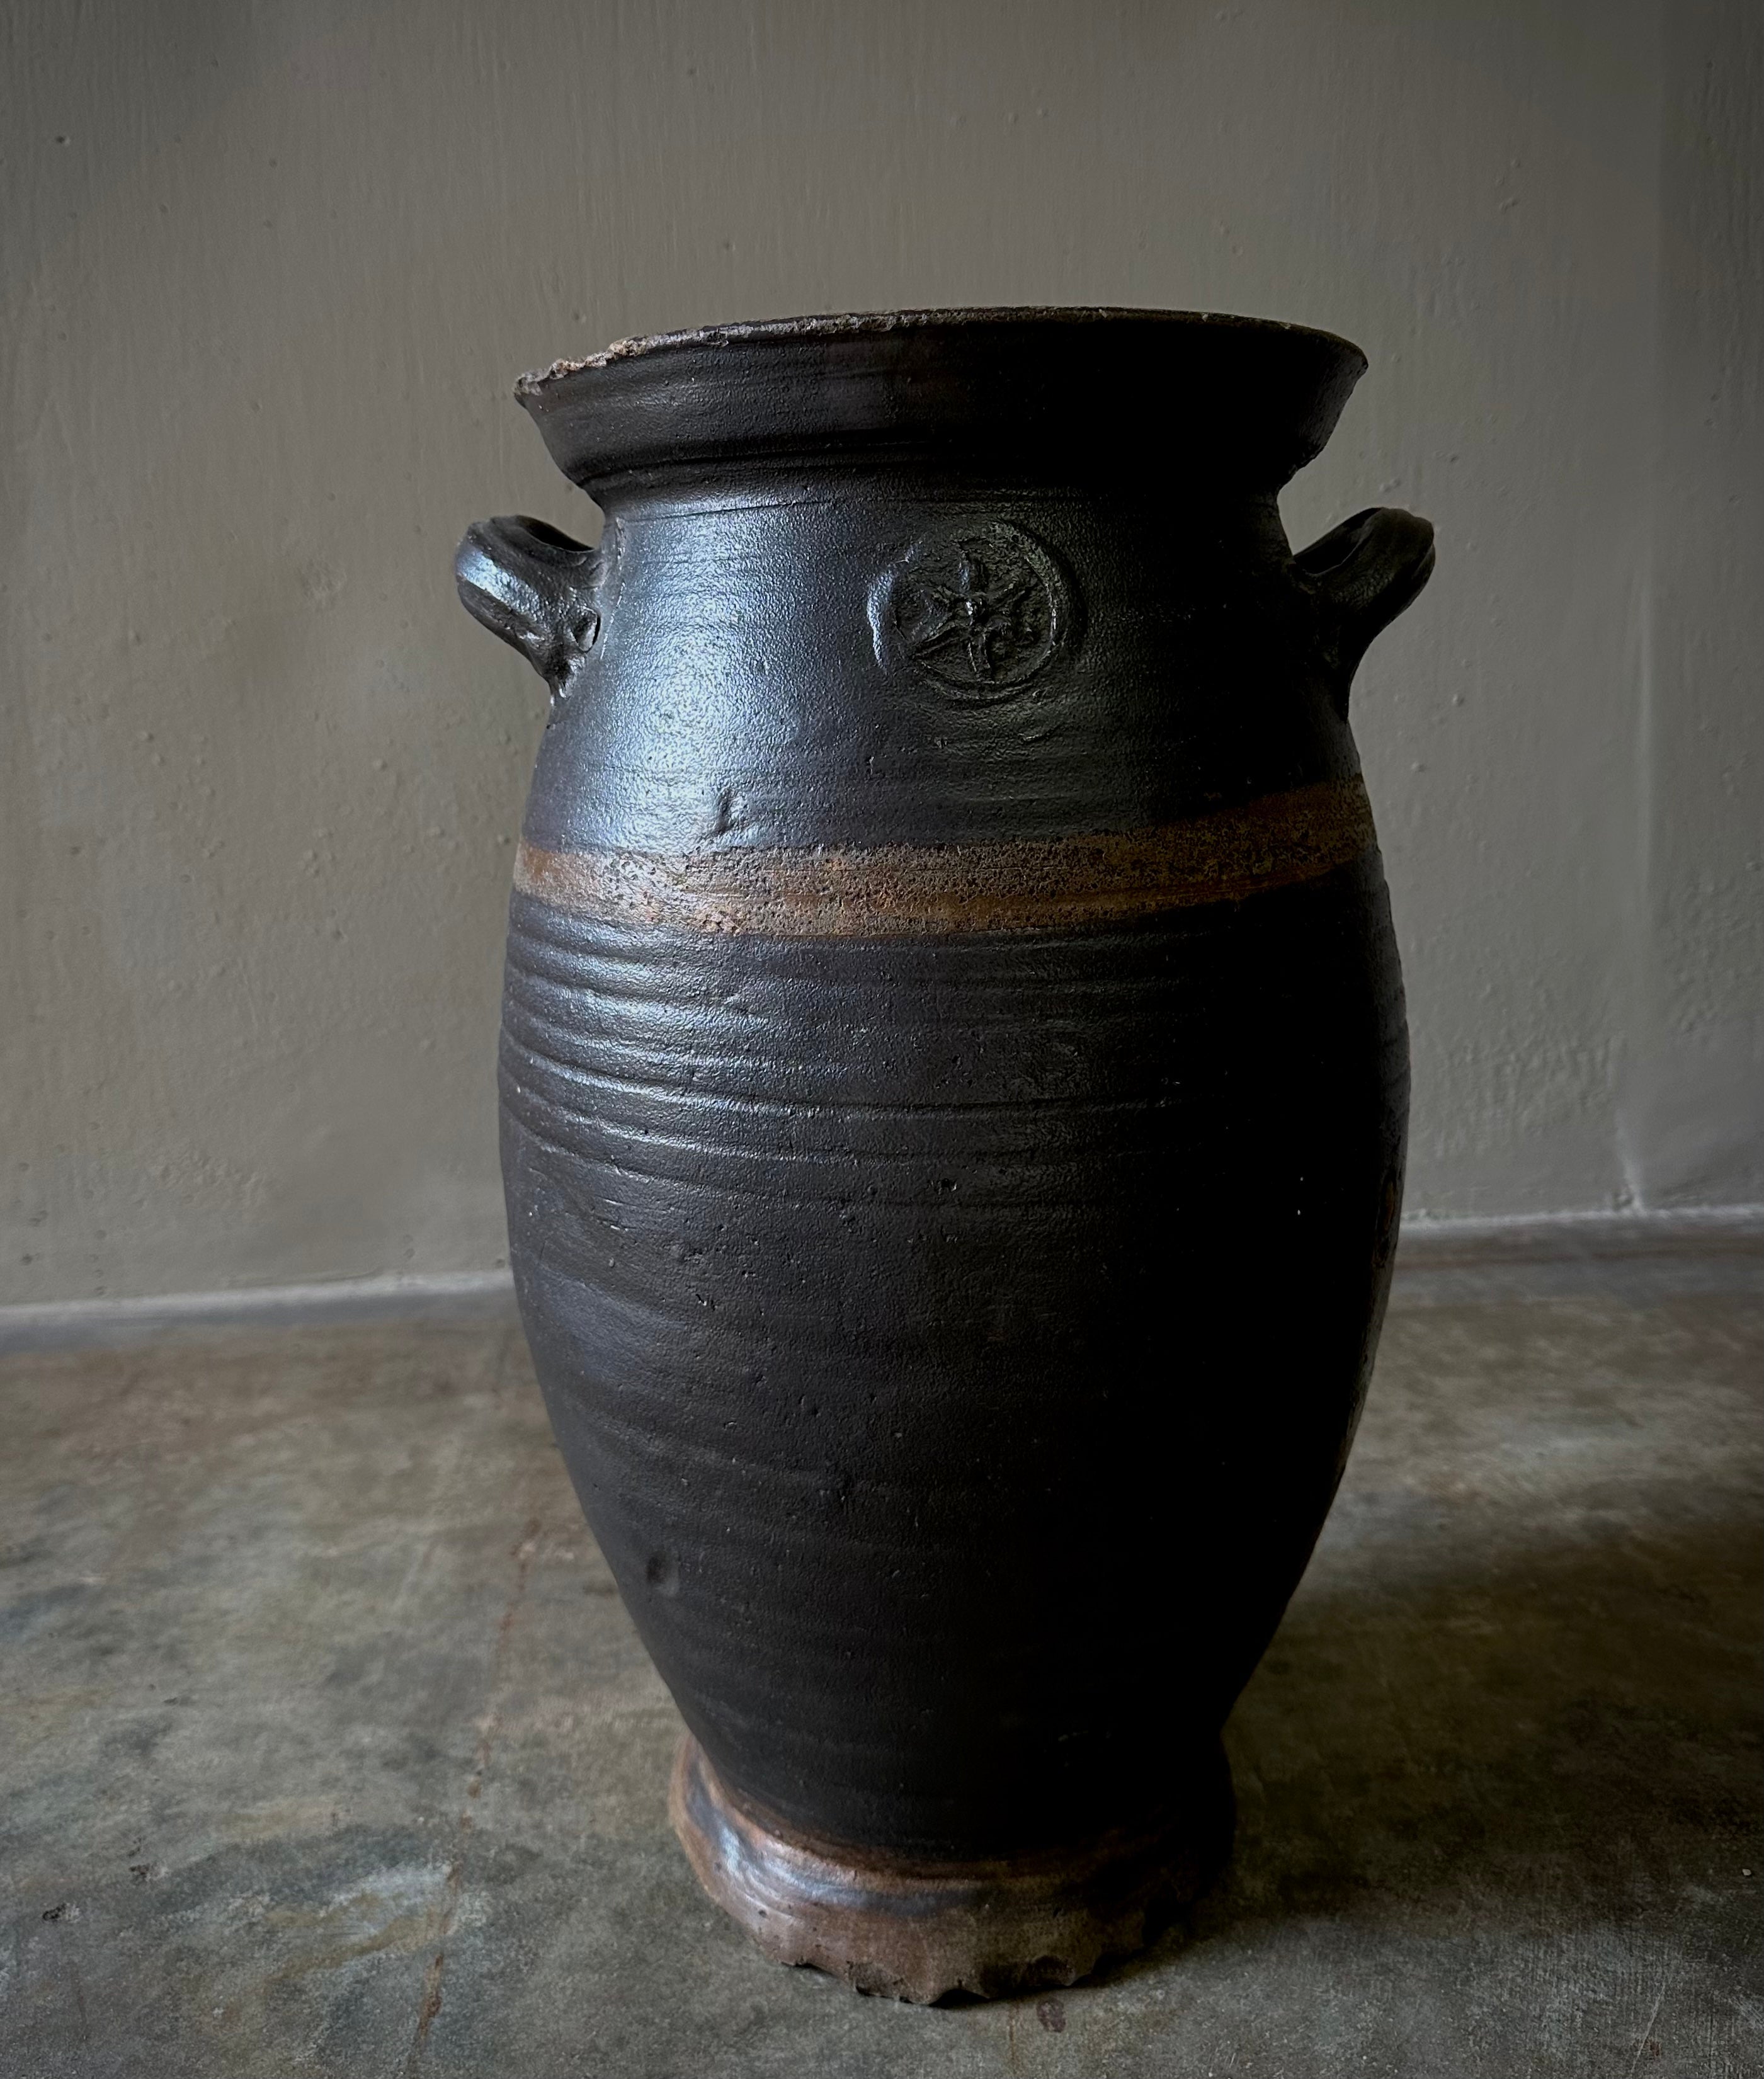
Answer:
top-left (515, 306), bottom-right (1367, 397)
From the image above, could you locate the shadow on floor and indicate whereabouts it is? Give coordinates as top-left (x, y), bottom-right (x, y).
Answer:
top-left (1086, 1508), bottom-right (1763, 1994)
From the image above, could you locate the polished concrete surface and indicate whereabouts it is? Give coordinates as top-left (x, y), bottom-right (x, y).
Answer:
top-left (3, 1246), bottom-right (1759, 2076)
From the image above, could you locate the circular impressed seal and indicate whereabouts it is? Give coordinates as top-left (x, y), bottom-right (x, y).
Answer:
top-left (872, 523), bottom-right (1073, 698)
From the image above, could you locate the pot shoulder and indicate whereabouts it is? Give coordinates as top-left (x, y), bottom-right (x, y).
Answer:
top-left (520, 486), bottom-right (1351, 857)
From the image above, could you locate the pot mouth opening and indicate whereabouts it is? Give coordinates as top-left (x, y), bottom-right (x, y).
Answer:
top-left (516, 305), bottom-right (1363, 396)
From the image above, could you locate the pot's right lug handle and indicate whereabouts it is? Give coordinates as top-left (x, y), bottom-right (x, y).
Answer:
top-left (1294, 506), bottom-right (1436, 715)
top-left (455, 515), bottom-right (601, 700)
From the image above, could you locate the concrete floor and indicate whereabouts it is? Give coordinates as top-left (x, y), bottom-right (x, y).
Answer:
top-left (2, 1245), bottom-right (1759, 2077)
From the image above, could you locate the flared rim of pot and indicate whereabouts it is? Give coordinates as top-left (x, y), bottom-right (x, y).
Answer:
top-left (513, 307), bottom-right (1372, 496)
top-left (516, 306), bottom-right (1364, 385)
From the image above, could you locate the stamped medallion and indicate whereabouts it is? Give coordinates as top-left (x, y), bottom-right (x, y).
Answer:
top-left (872, 522), bottom-right (1073, 698)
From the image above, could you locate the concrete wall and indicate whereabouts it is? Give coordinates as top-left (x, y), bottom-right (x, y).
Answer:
top-left (4, 0), bottom-right (1760, 1304)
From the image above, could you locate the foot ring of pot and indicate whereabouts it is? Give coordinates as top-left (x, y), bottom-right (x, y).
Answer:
top-left (668, 1732), bottom-right (1234, 2003)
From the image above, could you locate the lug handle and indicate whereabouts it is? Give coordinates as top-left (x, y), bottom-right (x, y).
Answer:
top-left (1295, 506), bottom-right (1435, 714)
top-left (455, 515), bottom-right (601, 695)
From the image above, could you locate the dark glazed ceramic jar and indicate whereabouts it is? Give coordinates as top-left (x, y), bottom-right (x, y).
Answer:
top-left (455, 309), bottom-right (1434, 2001)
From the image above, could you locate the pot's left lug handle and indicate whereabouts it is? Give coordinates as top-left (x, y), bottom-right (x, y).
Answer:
top-left (455, 516), bottom-right (601, 700)
top-left (1294, 506), bottom-right (1435, 716)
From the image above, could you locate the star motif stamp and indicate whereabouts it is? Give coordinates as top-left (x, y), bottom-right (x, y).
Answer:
top-left (871, 523), bottom-right (1073, 698)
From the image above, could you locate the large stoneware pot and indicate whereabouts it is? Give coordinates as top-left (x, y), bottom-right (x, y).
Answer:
top-left (455, 309), bottom-right (1433, 2001)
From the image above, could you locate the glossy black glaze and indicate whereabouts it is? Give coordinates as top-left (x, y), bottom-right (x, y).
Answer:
top-left (458, 310), bottom-right (1433, 1866)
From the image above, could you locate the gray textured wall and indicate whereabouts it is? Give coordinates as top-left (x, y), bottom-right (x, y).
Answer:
top-left (4, 0), bottom-right (1760, 1304)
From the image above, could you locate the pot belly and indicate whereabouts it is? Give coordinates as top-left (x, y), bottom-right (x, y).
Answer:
top-left (499, 852), bottom-right (1406, 1860)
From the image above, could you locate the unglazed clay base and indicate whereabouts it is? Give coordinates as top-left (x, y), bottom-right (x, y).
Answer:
top-left (669, 1733), bottom-right (1236, 2004)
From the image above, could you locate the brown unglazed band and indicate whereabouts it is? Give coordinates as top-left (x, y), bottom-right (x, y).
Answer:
top-left (669, 1734), bottom-right (1234, 2003)
top-left (515, 775), bottom-right (1375, 937)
